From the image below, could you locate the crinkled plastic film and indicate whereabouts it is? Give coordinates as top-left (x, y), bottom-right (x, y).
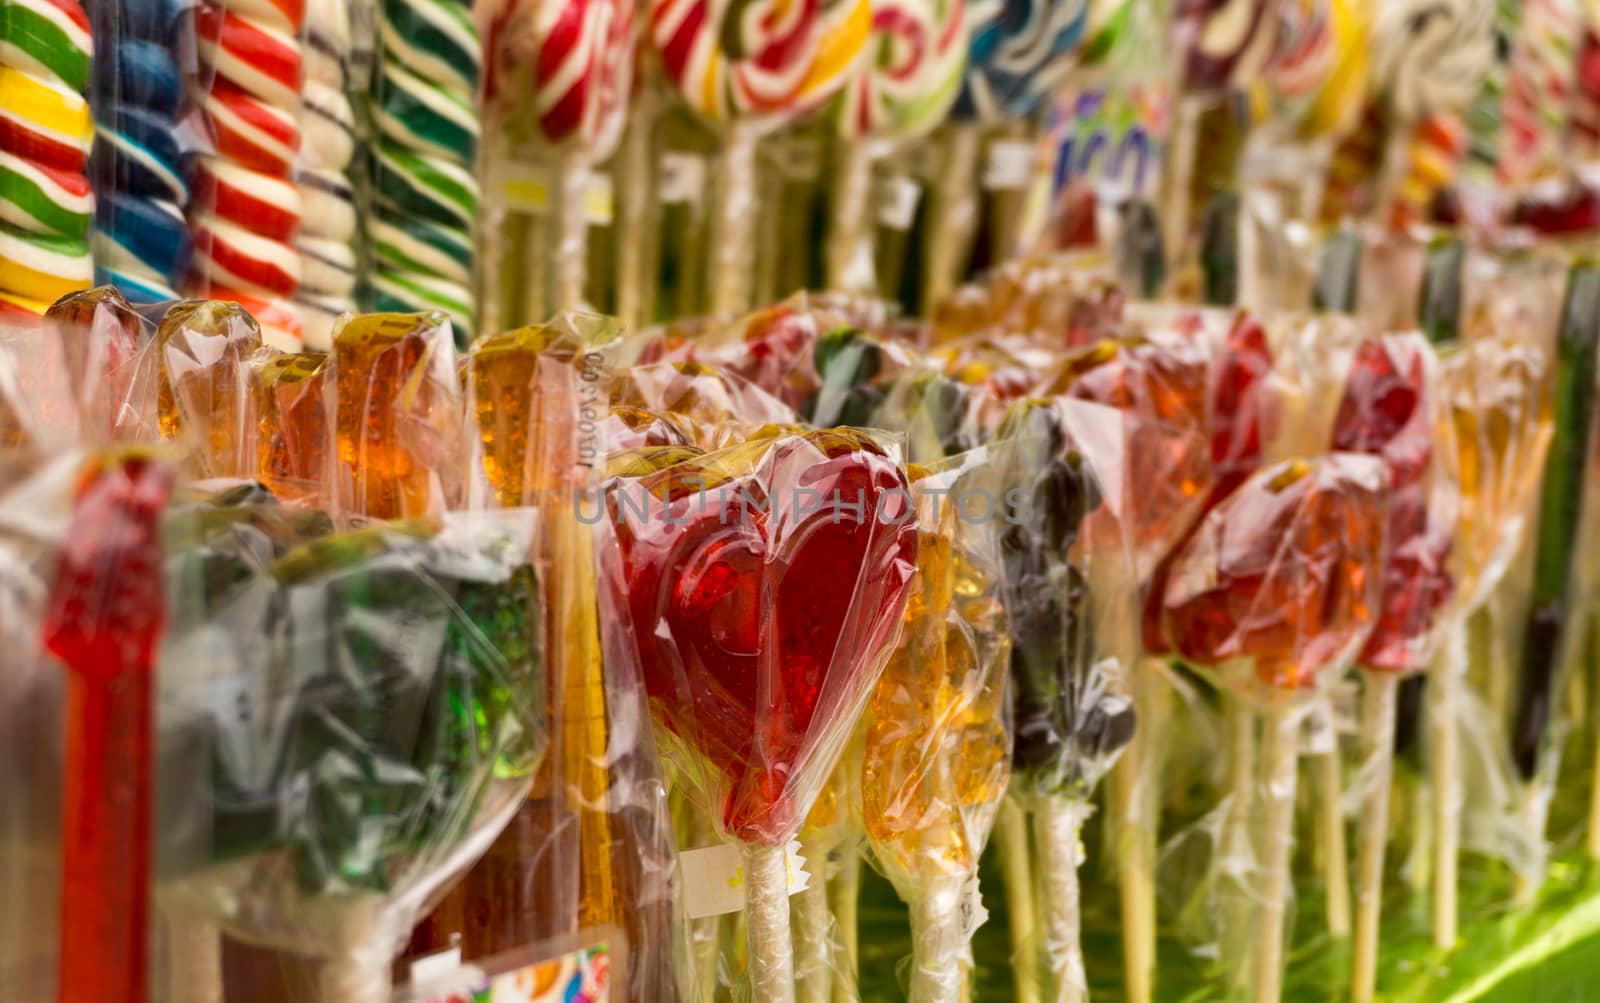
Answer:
top-left (1158, 454), bottom-right (1391, 1000)
top-left (0, 448), bottom-right (178, 1002)
top-left (327, 310), bottom-right (464, 523)
top-left (859, 453), bottom-right (1013, 1003)
top-left (929, 259), bottom-right (1127, 350)
top-left (157, 491), bottom-right (547, 1003)
top-left (594, 428), bottom-right (919, 997)
top-left (987, 396), bottom-right (1141, 1003)
top-left (410, 311), bottom-right (686, 1003)
top-left (616, 360), bottom-right (796, 451)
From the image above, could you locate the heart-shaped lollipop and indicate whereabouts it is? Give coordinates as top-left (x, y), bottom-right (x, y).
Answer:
top-left (610, 428), bottom-right (918, 845)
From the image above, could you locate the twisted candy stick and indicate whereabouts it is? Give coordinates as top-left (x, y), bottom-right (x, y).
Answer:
top-left (294, 0), bottom-right (356, 348)
top-left (88, 0), bottom-right (192, 304)
top-left (827, 0), bottom-right (968, 290)
top-left (370, 0), bottom-right (481, 345)
top-left (652, 0), bottom-right (871, 313)
top-left (0, 0), bottom-right (94, 313)
top-left (189, 2), bottom-right (305, 348)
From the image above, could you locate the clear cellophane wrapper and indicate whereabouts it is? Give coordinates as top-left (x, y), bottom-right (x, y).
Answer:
top-left (413, 312), bottom-right (686, 1003)
top-left (593, 426), bottom-right (920, 996)
top-left (155, 487), bottom-right (549, 1003)
top-left (0, 446), bottom-right (153, 1001)
top-left (858, 453), bottom-right (1013, 1003)
top-left (987, 396), bottom-right (1143, 1000)
top-left (1157, 452), bottom-right (1391, 995)
top-left (325, 310), bottom-right (465, 524)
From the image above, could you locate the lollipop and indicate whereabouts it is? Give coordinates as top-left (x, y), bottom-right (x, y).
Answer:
top-left (1329, 331), bottom-right (1454, 1003)
top-left (825, 0), bottom-right (968, 292)
top-left (329, 311), bottom-right (462, 521)
top-left (87, 0), bottom-right (192, 305)
top-left (154, 299), bottom-right (266, 481)
top-left (1163, 454), bottom-right (1388, 1003)
top-left (1367, 0), bottom-right (1494, 220)
top-left (188, 0), bottom-right (306, 349)
top-left (602, 429), bottom-right (916, 1003)
top-left (861, 464), bottom-right (1010, 1003)
top-left (1495, 0), bottom-right (1579, 190)
top-left (924, 0), bottom-right (1089, 309)
top-left (0, 0), bottom-right (95, 313)
top-left (1417, 239), bottom-right (1552, 948)
top-left (252, 350), bottom-right (328, 500)
top-left (46, 452), bottom-right (174, 1003)
top-left (1162, 0), bottom-right (1282, 262)
top-left (294, 0), bottom-right (357, 348)
top-left (992, 398), bottom-right (1139, 1003)
top-left (650, 0), bottom-right (871, 314)
top-left (369, 0), bottom-right (481, 344)
top-left (488, 0), bottom-right (633, 312)
top-left (44, 285), bottom-right (151, 440)
top-left (1512, 264), bottom-right (1600, 868)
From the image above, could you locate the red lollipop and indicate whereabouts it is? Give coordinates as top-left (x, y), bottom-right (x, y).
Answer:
top-left (1163, 454), bottom-right (1388, 1003)
top-left (606, 428), bottom-right (918, 843)
top-left (46, 452), bottom-right (175, 1003)
top-left (1330, 332), bottom-right (1455, 1002)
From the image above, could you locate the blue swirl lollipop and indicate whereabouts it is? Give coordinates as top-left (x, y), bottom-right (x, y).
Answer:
top-left (952, 0), bottom-right (1091, 121)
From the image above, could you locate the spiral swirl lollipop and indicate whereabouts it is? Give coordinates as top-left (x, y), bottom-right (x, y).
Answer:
top-left (1368, 0), bottom-right (1494, 218)
top-left (1496, 0), bottom-right (1579, 190)
top-left (826, 0), bottom-right (969, 291)
top-left (923, 0), bottom-right (1090, 308)
top-left (488, 0), bottom-right (634, 312)
top-left (651, 0), bottom-right (871, 313)
top-left (1162, 455), bottom-right (1388, 1003)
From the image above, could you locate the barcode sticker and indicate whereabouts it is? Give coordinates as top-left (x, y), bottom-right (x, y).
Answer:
top-left (679, 840), bottom-right (809, 919)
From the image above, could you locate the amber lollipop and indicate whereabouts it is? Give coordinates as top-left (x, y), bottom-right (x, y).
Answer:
top-left (1416, 239), bottom-right (1551, 949)
top-left (152, 300), bottom-right (265, 480)
top-left (860, 462), bottom-right (1011, 1003)
top-left (1163, 455), bottom-right (1389, 1003)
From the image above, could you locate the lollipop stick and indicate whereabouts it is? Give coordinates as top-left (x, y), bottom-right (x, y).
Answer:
top-left (1112, 657), bottom-right (1164, 1003)
top-left (1162, 98), bottom-right (1203, 270)
top-left (1034, 796), bottom-right (1089, 1003)
top-left (616, 90), bottom-right (658, 329)
top-left (1352, 673), bottom-right (1399, 1003)
top-left (923, 124), bottom-right (983, 314)
top-left (826, 139), bottom-right (877, 293)
top-left (830, 844), bottom-right (861, 1003)
top-left (1311, 706), bottom-right (1351, 938)
top-left (747, 843), bottom-right (798, 1003)
top-left (551, 152), bottom-right (591, 311)
top-left (908, 872), bottom-right (968, 1003)
top-left (162, 911), bottom-right (222, 1003)
top-left (1253, 705), bottom-right (1300, 1003)
top-left (1432, 619), bottom-right (1466, 945)
top-left (795, 861), bottom-right (833, 1003)
top-left (995, 797), bottom-right (1042, 1003)
top-left (710, 123), bottom-right (761, 315)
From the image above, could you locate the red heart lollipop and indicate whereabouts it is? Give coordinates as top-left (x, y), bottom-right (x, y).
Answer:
top-left (608, 429), bottom-right (918, 845)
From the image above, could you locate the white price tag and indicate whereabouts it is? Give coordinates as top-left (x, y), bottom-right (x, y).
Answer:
top-left (876, 175), bottom-right (922, 230)
top-left (679, 840), bottom-right (809, 919)
top-left (659, 152), bottom-right (706, 205)
top-left (983, 139), bottom-right (1037, 191)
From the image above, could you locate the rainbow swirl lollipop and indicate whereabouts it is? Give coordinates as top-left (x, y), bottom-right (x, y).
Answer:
top-left (952, 0), bottom-right (1089, 121)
